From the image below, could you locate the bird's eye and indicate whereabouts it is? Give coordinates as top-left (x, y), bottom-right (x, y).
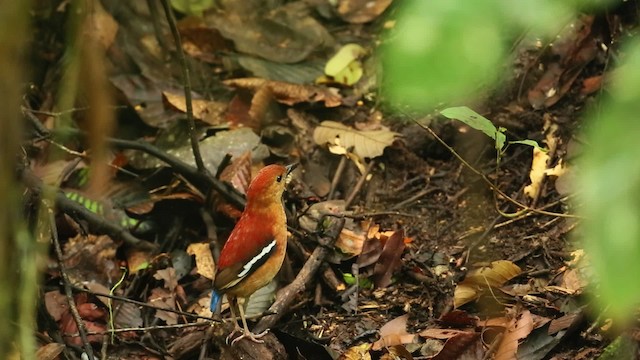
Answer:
top-left (276, 175), bottom-right (283, 183)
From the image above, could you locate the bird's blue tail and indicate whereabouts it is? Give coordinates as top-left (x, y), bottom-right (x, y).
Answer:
top-left (210, 290), bottom-right (222, 312)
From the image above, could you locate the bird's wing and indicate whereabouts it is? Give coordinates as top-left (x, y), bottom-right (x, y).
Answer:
top-left (213, 218), bottom-right (278, 291)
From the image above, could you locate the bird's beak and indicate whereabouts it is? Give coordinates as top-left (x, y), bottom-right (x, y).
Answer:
top-left (285, 163), bottom-right (298, 175)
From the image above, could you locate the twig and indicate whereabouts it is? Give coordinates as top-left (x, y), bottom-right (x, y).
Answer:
top-left (328, 155), bottom-right (348, 200)
top-left (159, 0), bottom-right (206, 174)
top-left (82, 322), bottom-right (211, 335)
top-left (71, 285), bottom-right (220, 322)
top-left (49, 208), bottom-right (95, 360)
top-left (22, 168), bottom-right (156, 251)
top-left (391, 187), bottom-right (440, 210)
top-left (345, 160), bottom-right (375, 208)
top-left (23, 108), bottom-right (246, 209)
top-left (253, 217), bottom-right (345, 334)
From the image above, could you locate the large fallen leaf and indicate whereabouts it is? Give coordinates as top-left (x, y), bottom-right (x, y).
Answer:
top-left (313, 120), bottom-right (399, 159)
top-left (372, 229), bottom-right (406, 288)
top-left (223, 78), bottom-right (341, 107)
top-left (206, 2), bottom-right (333, 63)
top-left (454, 260), bottom-right (522, 308)
top-left (464, 260), bottom-right (522, 288)
top-left (430, 332), bottom-right (483, 360)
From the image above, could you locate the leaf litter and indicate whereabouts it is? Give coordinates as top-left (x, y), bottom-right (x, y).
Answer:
top-left (26, 1), bottom-right (633, 359)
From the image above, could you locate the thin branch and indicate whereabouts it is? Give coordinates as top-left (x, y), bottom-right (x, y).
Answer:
top-left (158, 0), bottom-right (206, 174)
top-left (345, 160), bottom-right (375, 208)
top-left (49, 209), bottom-right (96, 360)
top-left (71, 285), bottom-right (220, 322)
top-left (253, 217), bottom-right (345, 334)
top-left (82, 321), bottom-right (211, 335)
top-left (23, 107), bottom-right (246, 210)
top-left (22, 169), bottom-right (156, 251)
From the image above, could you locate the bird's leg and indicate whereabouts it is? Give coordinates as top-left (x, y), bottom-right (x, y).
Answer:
top-left (230, 297), bottom-right (269, 345)
top-left (225, 297), bottom-right (244, 344)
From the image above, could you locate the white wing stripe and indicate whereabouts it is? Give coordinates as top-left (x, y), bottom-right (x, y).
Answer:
top-left (237, 240), bottom-right (276, 278)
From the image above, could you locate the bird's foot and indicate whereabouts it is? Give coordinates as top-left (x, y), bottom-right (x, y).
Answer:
top-left (225, 323), bottom-right (244, 344)
top-left (229, 329), bottom-right (269, 346)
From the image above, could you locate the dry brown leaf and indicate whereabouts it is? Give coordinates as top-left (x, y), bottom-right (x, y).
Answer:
top-left (372, 229), bottom-right (406, 288)
top-left (454, 260), bottom-right (522, 308)
top-left (453, 283), bottom-right (481, 309)
top-left (154, 267), bottom-right (178, 291)
top-left (44, 291), bottom-right (69, 322)
top-left (464, 260), bottom-right (522, 288)
top-left (495, 310), bottom-right (534, 360)
top-left (114, 301), bottom-right (143, 331)
top-left (335, 228), bottom-right (367, 257)
top-left (36, 342), bottom-right (65, 360)
top-left (372, 314), bottom-right (416, 350)
top-left (126, 249), bottom-right (151, 274)
top-left (149, 287), bottom-right (177, 325)
top-left (186, 243), bottom-right (216, 280)
top-left (223, 78), bottom-right (342, 107)
top-left (338, 343), bottom-right (372, 360)
top-left (162, 91), bottom-right (227, 126)
top-left (215, 151), bottom-right (252, 219)
top-left (431, 332), bottom-right (483, 360)
top-left (420, 328), bottom-right (471, 340)
top-left (313, 120), bottom-right (398, 159)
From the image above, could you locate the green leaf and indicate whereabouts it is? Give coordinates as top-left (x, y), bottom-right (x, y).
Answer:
top-left (509, 139), bottom-right (546, 151)
top-left (440, 106), bottom-right (506, 150)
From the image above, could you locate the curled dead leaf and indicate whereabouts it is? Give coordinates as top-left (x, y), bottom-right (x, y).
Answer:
top-left (186, 243), bottom-right (216, 280)
top-left (223, 78), bottom-right (342, 107)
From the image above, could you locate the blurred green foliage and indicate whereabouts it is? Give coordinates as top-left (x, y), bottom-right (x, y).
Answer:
top-left (382, 0), bottom-right (575, 110)
top-left (579, 39), bottom-right (640, 322)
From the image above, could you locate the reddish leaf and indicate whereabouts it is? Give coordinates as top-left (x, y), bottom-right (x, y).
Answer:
top-left (495, 309), bottom-right (534, 360)
top-left (431, 332), bottom-right (484, 360)
top-left (372, 229), bottom-right (406, 288)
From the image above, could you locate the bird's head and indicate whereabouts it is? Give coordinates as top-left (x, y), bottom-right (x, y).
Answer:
top-left (245, 164), bottom-right (296, 206)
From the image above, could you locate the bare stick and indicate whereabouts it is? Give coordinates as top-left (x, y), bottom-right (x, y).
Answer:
top-left (49, 209), bottom-right (96, 360)
top-left (24, 108), bottom-right (246, 210)
top-left (158, 0), bottom-right (206, 174)
top-left (345, 160), bottom-right (375, 208)
top-left (253, 217), bottom-right (345, 334)
top-left (328, 156), bottom-right (348, 200)
top-left (22, 169), bottom-right (156, 251)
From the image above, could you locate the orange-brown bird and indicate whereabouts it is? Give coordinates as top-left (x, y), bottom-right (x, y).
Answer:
top-left (210, 163), bottom-right (295, 345)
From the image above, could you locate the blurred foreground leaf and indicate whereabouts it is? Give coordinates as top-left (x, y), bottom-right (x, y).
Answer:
top-left (579, 39), bottom-right (640, 321)
top-left (382, 0), bottom-right (573, 111)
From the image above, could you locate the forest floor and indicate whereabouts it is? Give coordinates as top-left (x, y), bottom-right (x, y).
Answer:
top-left (28, 1), bottom-right (640, 359)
